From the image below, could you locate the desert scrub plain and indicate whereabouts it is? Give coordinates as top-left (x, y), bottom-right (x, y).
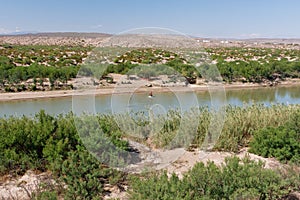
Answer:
top-left (1, 44), bottom-right (300, 93)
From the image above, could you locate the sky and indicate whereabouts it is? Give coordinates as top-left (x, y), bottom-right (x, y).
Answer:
top-left (1, 0), bottom-right (300, 38)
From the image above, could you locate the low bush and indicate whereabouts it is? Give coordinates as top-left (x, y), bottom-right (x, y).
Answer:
top-left (249, 111), bottom-right (300, 163)
top-left (60, 146), bottom-right (124, 199)
top-left (129, 156), bottom-right (291, 199)
top-left (0, 111), bottom-right (127, 198)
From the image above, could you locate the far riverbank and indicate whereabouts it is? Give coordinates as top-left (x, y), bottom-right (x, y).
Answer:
top-left (0, 79), bottom-right (299, 102)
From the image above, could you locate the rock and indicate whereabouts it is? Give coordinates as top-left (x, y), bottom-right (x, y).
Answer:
top-left (286, 192), bottom-right (300, 200)
top-left (0, 170), bottom-right (58, 200)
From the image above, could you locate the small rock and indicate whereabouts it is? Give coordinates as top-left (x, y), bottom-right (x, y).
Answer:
top-left (286, 192), bottom-right (300, 200)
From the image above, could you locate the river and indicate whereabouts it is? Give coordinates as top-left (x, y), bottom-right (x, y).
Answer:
top-left (0, 86), bottom-right (299, 118)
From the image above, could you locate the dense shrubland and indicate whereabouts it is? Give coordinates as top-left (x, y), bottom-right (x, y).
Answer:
top-left (0, 104), bottom-right (299, 198)
top-left (0, 44), bottom-right (90, 92)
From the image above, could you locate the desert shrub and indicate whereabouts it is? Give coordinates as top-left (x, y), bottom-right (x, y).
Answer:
top-left (0, 110), bottom-right (127, 198)
top-left (0, 44), bottom-right (89, 91)
top-left (249, 109), bottom-right (300, 163)
top-left (129, 156), bottom-right (287, 200)
top-left (130, 172), bottom-right (185, 200)
top-left (0, 111), bottom-right (55, 174)
top-left (31, 191), bottom-right (59, 200)
top-left (1, 106), bottom-right (300, 198)
top-left (285, 108), bottom-right (300, 133)
top-left (0, 110), bottom-right (129, 175)
top-left (60, 146), bottom-right (123, 200)
top-left (42, 113), bottom-right (80, 173)
top-left (249, 126), bottom-right (300, 163)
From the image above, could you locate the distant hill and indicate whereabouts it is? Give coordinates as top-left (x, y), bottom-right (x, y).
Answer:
top-left (0, 32), bottom-right (111, 46)
top-left (0, 32), bottom-right (112, 38)
top-left (0, 32), bottom-right (300, 49)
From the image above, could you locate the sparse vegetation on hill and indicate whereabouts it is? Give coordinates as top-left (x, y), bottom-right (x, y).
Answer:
top-left (103, 47), bottom-right (300, 85)
top-left (1, 44), bottom-right (300, 92)
top-left (103, 48), bottom-right (198, 83)
top-left (0, 44), bottom-right (91, 92)
top-left (208, 47), bottom-right (300, 83)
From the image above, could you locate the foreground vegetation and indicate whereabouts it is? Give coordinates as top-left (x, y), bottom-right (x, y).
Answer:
top-left (129, 104), bottom-right (300, 199)
top-left (0, 103), bottom-right (299, 199)
top-left (130, 156), bottom-right (300, 200)
top-left (0, 111), bottom-right (127, 199)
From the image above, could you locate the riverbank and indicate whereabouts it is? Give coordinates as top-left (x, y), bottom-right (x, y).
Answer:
top-left (0, 79), bottom-right (300, 102)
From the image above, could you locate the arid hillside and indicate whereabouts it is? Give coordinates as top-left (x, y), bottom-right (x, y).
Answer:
top-left (1, 32), bottom-right (300, 49)
top-left (0, 32), bottom-right (111, 46)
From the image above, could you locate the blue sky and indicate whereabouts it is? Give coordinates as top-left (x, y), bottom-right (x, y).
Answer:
top-left (1, 0), bottom-right (300, 38)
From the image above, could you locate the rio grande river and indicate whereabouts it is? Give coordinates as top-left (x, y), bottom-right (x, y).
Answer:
top-left (0, 86), bottom-right (299, 118)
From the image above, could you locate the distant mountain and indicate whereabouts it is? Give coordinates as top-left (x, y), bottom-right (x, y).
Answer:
top-left (1, 32), bottom-right (300, 48)
top-left (0, 32), bottom-right (112, 46)
top-left (0, 31), bottom-right (39, 36)
top-left (0, 32), bottom-right (112, 38)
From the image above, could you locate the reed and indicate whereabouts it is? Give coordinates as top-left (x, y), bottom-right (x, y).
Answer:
top-left (113, 103), bottom-right (300, 152)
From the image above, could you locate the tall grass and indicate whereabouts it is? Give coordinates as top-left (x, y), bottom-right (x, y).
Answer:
top-left (79, 103), bottom-right (300, 152)
top-left (214, 104), bottom-right (299, 151)
top-left (113, 104), bottom-right (300, 152)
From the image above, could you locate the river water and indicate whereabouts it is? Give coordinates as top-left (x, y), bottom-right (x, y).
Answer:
top-left (0, 86), bottom-right (299, 118)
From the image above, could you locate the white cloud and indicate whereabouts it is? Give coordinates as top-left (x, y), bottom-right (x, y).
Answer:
top-left (15, 27), bottom-right (21, 32)
top-left (91, 24), bottom-right (103, 29)
top-left (0, 27), bottom-right (23, 34)
top-left (240, 33), bottom-right (262, 39)
top-left (0, 27), bottom-right (11, 34)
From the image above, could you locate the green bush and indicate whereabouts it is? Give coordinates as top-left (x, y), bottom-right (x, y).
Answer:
top-left (129, 156), bottom-right (287, 200)
top-left (60, 146), bottom-right (122, 199)
top-left (0, 110), bottom-right (131, 174)
top-left (0, 110), bottom-right (127, 198)
top-left (249, 110), bottom-right (300, 163)
top-left (249, 126), bottom-right (300, 163)
top-left (31, 191), bottom-right (59, 200)
top-left (0, 44), bottom-right (89, 91)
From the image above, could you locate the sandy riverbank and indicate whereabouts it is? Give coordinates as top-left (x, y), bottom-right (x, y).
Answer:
top-left (0, 80), bottom-right (300, 102)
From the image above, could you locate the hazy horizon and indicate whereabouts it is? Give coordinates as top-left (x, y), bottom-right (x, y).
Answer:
top-left (1, 0), bottom-right (300, 39)
top-left (3, 31), bottom-right (300, 40)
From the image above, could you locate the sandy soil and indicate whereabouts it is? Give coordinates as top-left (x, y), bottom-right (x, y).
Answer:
top-left (166, 148), bottom-right (284, 179)
top-left (0, 79), bottom-right (300, 102)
